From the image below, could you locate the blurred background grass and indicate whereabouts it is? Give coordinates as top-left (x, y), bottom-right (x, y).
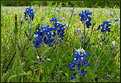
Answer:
top-left (1, 1), bottom-right (120, 8)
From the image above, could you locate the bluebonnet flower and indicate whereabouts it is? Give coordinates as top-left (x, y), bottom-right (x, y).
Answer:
top-left (24, 7), bottom-right (34, 21)
top-left (33, 17), bottom-right (66, 48)
top-left (56, 8), bottom-right (60, 12)
top-left (98, 20), bottom-right (111, 32)
top-left (50, 17), bottom-right (58, 22)
top-left (33, 35), bottom-right (43, 48)
top-left (110, 45), bottom-right (116, 50)
top-left (114, 18), bottom-right (119, 22)
top-left (69, 73), bottom-right (77, 81)
top-left (107, 74), bottom-right (111, 77)
top-left (70, 9), bottom-right (73, 12)
top-left (79, 10), bottom-right (92, 28)
top-left (33, 24), bottom-right (54, 48)
top-left (59, 16), bottom-right (62, 18)
top-left (74, 13), bottom-right (76, 15)
top-left (81, 35), bottom-right (84, 40)
top-left (50, 17), bottom-right (66, 42)
top-left (68, 47), bottom-right (89, 81)
top-left (20, 20), bottom-right (24, 24)
top-left (57, 76), bottom-right (60, 78)
top-left (13, 32), bottom-right (15, 36)
top-left (110, 13), bottom-right (114, 18)
top-left (80, 69), bottom-right (87, 76)
top-left (76, 28), bottom-right (81, 34)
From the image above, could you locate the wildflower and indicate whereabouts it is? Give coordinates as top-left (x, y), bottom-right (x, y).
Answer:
top-left (81, 69), bottom-right (87, 76)
top-left (74, 13), bottom-right (76, 15)
top-left (56, 8), bottom-right (59, 12)
top-left (70, 9), bottom-right (73, 12)
top-left (110, 13), bottom-right (114, 18)
top-left (57, 76), bottom-right (60, 78)
top-left (33, 35), bottom-right (43, 48)
top-left (50, 17), bottom-right (58, 22)
top-left (24, 7), bottom-right (34, 21)
top-left (33, 24), bottom-right (54, 48)
top-left (13, 32), bottom-right (15, 35)
top-left (20, 20), bottom-right (24, 24)
top-left (60, 16), bottom-right (62, 18)
top-left (110, 44), bottom-right (116, 50)
top-left (69, 73), bottom-right (77, 81)
top-left (68, 47), bottom-right (90, 81)
top-left (98, 20), bottom-right (111, 32)
top-left (79, 10), bottom-right (92, 28)
top-left (114, 18), bottom-right (119, 24)
top-left (76, 28), bottom-right (81, 34)
top-left (107, 74), bottom-right (111, 77)
top-left (114, 18), bottom-right (119, 22)
top-left (50, 17), bottom-right (66, 41)
top-left (81, 35), bottom-right (84, 40)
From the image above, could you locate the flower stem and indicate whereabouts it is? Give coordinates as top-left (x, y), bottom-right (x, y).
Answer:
top-left (83, 23), bottom-right (86, 49)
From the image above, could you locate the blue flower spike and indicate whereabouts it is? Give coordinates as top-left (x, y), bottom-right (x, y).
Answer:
top-left (98, 20), bottom-right (111, 32)
top-left (68, 47), bottom-right (90, 81)
top-left (79, 10), bottom-right (92, 28)
top-left (24, 7), bottom-right (34, 21)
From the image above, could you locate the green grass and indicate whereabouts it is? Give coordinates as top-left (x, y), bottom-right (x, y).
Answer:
top-left (1, 5), bottom-right (120, 82)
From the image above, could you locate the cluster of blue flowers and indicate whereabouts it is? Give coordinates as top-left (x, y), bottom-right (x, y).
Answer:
top-left (98, 20), bottom-right (111, 32)
top-left (24, 7), bottom-right (34, 21)
top-left (33, 24), bottom-right (54, 48)
top-left (79, 10), bottom-right (92, 28)
top-left (50, 17), bottom-right (65, 41)
top-left (68, 47), bottom-right (90, 81)
top-left (33, 17), bottom-right (66, 48)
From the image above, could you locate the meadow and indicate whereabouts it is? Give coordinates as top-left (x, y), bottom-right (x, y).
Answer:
top-left (1, 5), bottom-right (120, 82)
